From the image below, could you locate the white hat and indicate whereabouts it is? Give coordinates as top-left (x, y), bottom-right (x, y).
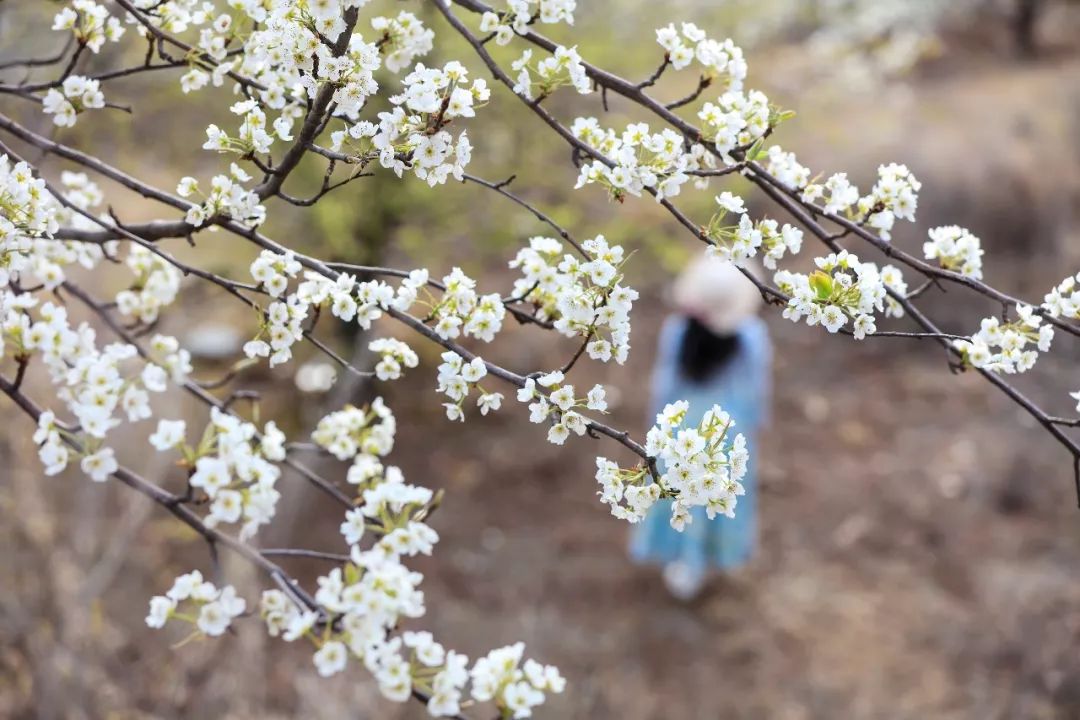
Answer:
top-left (672, 254), bottom-right (762, 334)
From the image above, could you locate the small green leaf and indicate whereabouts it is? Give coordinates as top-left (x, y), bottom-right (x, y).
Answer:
top-left (746, 137), bottom-right (765, 161)
top-left (809, 271), bottom-right (834, 301)
top-left (344, 562), bottom-right (360, 586)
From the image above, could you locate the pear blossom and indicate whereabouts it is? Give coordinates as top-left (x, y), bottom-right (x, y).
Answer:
top-left (924, 225), bottom-right (984, 279)
top-left (43, 76), bottom-right (105, 128)
top-left (953, 305), bottom-right (1052, 374)
top-left (80, 446), bottom-right (117, 482)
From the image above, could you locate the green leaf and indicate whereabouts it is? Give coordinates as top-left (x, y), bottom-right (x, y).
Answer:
top-left (344, 562), bottom-right (360, 586)
top-left (809, 270), bottom-right (834, 301)
top-left (746, 137), bottom-right (765, 161)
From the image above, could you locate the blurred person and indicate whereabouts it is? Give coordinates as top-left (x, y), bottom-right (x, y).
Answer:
top-left (630, 254), bottom-right (771, 600)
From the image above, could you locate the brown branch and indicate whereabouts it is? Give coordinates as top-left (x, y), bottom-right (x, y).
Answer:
top-left (253, 8), bottom-right (360, 200)
top-left (462, 173), bottom-right (586, 258)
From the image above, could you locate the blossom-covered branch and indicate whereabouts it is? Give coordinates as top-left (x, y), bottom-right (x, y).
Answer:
top-left (3, 0), bottom-right (1080, 717)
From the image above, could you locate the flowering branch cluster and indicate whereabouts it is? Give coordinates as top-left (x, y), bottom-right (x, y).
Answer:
top-left (596, 400), bottom-right (748, 528)
top-left (3, 0), bottom-right (1080, 716)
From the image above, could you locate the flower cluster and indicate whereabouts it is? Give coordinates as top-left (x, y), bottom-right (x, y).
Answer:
top-left (471, 643), bottom-right (566, 718)
top-left (656, 22), bottom-right (748, 92)
top-left (760, 146), bottom-right (923, 242)
top-left (243, 296), bottom-right (308, 367)
top-left (774, 250), bottom-right (903, 338)
top-left (177, 164), bottom-right (266, 228)
top-left (1, 158), bottom-right (57, 266)
top-left (369, 337), bottom-right (420, 381)
top-left (79, 442), bottom-right (119, 483)
top-left (52, 0), bottom-right (124, 54)
top-left (386, 268), bottom-right (430, 314)
top-left (239, 399), bottom-right (562, 717)
top-left (179, 61), bottom-right (235, 94)
top-left (270, 2), bottom-right (382, 115)
top-left (423, 267), bottom-right (506, 343)
top-left (923, 225), bottom-right (984, 279)
top-left (763, 144), bottom-right (812, 190)
top-left (249, 249), bottom-right (303, 298)
top-left (511, 46), bottom-right (592, 100)
top-left (116, 245), bottom-right (182, 323)
top-left (265, 401), bottom-right (436, 698)
top-left (146, 333), bottom-right (195, 385)
top-left (705, 192), bottom-right (803, 268)
top-left (311, 398), bottom-right (396, 481)
top-left (19, 296), bottom-right (186, 480)
top-left (257, 556), bottom-right (559, 717)
top-left (30, 410), bottom-right (71, 477)
top-left (813, 172), bottom-right (860, 215)
top-left (203, 99), bottom-right (298, 156)
top-left (952, 305), bottom-right (1053, 374)
top-left (572, 119), bottom-right (714, 201)
top-left (508, 235), bottom-right (638, 363)
top-left (698, 89), bottom-right (777, 158)
top-left (42, 76), bottom-right (105, 128)
top-left (372, 11), bottom-right (436, 73)
top-left (596, 401), bottom-right (748, 529)
top-left (516, 371), bottom-right (606, 445)
top-left (196, 5), bottom-right (331, 111)
top-left (192, 10), bottom-right (232, 63)
top-left (437, 351), bottom-right (502, 421)
top-left (1043, 273), bottom-right (1080, 319)
top-left (245, 257), bottom-right (409, 367)
top-left (859, 163), bottom-right (921, 238)
top-left (164, 409), bottom-right (285, 539)
top-left (331, 62), bottom-right (486, 186)
top-left (57, 170), bottom-right (103, 215)
top-left (804, 163), bottom-right (921, 240)
top-left (145, 571), bottom-right (246, 637)
top-left (317, 269), bottom-right (395, 330)
top-left (879, 264), bottom-right (909, 319)
top-left (0, 159), bottom-right (108, 291)
top-left (479, 0), bottom-right (578, 45)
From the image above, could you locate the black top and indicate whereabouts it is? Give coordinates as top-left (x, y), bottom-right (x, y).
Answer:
top-left (676, 316), bottom-right (740, 384)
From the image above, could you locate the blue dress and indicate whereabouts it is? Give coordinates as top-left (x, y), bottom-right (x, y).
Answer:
top-left (629, 315), bottom-right (771, 572)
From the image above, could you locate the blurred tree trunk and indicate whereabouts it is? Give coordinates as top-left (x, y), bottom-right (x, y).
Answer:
top-left (1014, 0), bottom-right (1044, 58)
